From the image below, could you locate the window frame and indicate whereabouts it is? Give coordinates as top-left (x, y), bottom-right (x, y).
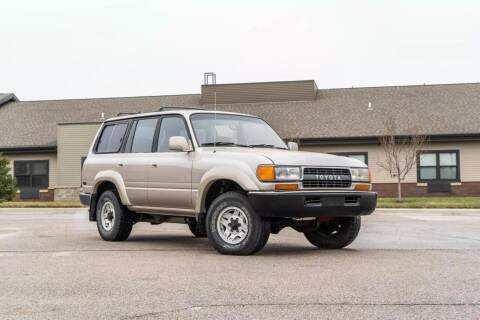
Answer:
top-left (127, 117), bottom-right (160, 154)
top-left (13, 160), bottom-right (50, 189)
top-left (154, 115), bottom-right (194, 153)
top-left (94, 120), bottom-right (130, 154)
top-left (332, 152), bottom-right (368, 165)
top-left (123, 114), bottom-right (194, 154)
top-left (417, 150), bottom-right (460, 183)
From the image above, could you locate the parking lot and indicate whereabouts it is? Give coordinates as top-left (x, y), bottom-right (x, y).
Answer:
top-left (1, 208), bottom-right (479, 319)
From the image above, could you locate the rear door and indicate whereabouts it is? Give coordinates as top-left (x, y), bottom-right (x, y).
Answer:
top-left (147, 115), bottom-right (193, 211)
top-left (121, 117), bottom-right (159, 207)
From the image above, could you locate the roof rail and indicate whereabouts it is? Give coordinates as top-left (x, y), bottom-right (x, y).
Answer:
top-left (157, 106), bottom-right (205, 112)
top-left (117, 112), bottom-right (140, 116)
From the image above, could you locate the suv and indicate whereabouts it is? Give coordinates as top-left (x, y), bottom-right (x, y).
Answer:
top-left (80, 109), bottom-right (376, 255)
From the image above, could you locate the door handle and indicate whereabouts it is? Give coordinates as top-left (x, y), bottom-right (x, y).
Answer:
top-left (117, 163), bottom-right (124, 167)
top-left (152, 164), bottom-right (158, 168)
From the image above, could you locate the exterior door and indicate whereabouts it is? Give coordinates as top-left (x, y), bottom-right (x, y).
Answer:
top-left (148, 116), bottom-right (193, 210)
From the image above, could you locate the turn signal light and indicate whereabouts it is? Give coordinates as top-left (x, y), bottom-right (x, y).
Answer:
top-left (354, 184), bottom-right (371, 191)
top-left (257, 165), bottom-right (275, 181)
top-left (275, 183), bottom-right (299, 191)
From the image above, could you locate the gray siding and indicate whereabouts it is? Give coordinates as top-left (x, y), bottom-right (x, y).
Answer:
top-left (201, 80), bottom-right (317, 105)
top-left (57, 123), bottom-right (101, 187)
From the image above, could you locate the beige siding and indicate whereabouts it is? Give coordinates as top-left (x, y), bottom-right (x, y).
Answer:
top-left (301, 141), bottom-right (480, 183)
top-left (201, 80), bottom-right (317, 105)
top-left (57, 123), bottom-right (101, 187)
top-left (3, 153), bottom-right (58, 188)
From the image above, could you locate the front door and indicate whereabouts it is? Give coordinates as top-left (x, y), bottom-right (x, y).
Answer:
top-left (148, 116), bottom-right (193, 211)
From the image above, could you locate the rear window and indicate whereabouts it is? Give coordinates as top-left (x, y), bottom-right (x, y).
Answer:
top-left (96, 122), bottom-right (128, 153)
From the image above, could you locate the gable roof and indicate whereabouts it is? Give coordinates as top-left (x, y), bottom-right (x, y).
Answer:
top-left (1, 83), bottom-right (480, 150)
top-left (0, 93), bottom-right (18, 107)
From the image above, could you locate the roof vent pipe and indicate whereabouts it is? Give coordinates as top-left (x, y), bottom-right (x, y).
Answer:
top-left (204, 72), bottom-right (216, 85)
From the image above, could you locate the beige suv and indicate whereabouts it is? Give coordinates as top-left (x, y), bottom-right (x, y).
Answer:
top-left (80, 108), bottom-right (376, 255)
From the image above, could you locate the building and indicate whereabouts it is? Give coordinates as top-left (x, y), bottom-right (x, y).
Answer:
top-left (1, 80), bottom-right (480, 200)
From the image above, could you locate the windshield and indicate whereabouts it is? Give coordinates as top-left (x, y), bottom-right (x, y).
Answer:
top-left (190, 113), bottom-right (287, 149)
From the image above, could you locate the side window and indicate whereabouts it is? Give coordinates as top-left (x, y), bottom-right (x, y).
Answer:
top-left (157, 117), bottom-right (189, 152)
top-left (130, 118), bottom-right (158, 153)
top-left (96, 122), bottom-right (128, 153)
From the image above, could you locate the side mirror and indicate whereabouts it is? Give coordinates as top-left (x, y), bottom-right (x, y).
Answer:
top-left (169, 136), bottom-right (193, 152)
top-left (287, 141), bottom-right (298, 151)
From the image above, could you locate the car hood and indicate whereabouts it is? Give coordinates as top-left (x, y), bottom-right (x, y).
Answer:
top-left (202, 147), bottom-right (367, 168)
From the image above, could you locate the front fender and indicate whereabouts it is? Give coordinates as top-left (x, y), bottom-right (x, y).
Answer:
top-left (195, 166), bottom-right (260, 213)
top-left (93, 170), bottom-right (131, 206)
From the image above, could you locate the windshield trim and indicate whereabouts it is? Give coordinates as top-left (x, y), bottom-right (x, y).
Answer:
top-left (189, 112), bottom-right (288, 150)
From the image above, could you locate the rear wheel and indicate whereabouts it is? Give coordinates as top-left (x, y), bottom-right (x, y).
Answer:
top-left (304, 216), bottom-right (361, 249)
top-left (96, 190), bottom-right (133, 241)
top-left (206, 191), bottom-right (270, 255)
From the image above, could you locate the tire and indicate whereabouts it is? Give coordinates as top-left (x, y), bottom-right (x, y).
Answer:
top-left (96, 190), bottom-right (133, 241)
top-left (187, 218), bottom-right (207, 238)
top-left (206, 191), bottom-right (270, 255)
top-left (304, 216), bottom-right (361, 249)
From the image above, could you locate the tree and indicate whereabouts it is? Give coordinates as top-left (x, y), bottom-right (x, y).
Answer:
top-left (377, 116), bottom-right (428, 202)
top-left (0, 156), bottom-right (17, 201)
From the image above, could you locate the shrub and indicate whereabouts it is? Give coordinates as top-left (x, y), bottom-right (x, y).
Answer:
top-left (0, 157), bottom-right (17, 201)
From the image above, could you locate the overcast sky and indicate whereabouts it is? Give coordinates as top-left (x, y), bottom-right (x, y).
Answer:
top-left (1, 0), bottom-right (479, 100)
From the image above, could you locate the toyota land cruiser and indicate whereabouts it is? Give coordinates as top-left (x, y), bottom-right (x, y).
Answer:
top-left (80, 108), bottom-right (376, 255)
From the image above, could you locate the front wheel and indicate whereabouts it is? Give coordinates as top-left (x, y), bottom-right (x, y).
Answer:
top-left (186, 218), bottom-right (207, 238)
top-left (304, 216), bottom-right (361, 249)
top-left (206, 191), bottom-right (270, 255)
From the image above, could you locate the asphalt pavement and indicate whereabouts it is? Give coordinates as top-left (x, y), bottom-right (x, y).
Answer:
top-left (0, 208), bottom-right (479, 319)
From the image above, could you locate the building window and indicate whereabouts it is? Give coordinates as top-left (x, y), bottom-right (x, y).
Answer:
top-left (417, 150), bottom-right (459, 182)
top-left (14, 160), bottom-right (49, 189)
top-left (332, 152), bottom-right (368, 165)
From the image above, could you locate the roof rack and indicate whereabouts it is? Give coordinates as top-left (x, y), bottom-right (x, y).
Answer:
top-left (117, 112), bottom-right (140, 116)
top-left (157, 106), bottom-right (205, 112)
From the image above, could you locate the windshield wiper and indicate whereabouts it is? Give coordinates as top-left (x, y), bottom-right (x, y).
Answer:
top-left (248, 144), bottom-right (287, 150)
top-left (200, 142), bottom-right (250, 147)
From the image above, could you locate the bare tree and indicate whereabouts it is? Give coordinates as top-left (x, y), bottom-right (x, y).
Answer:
top-left (377, 116), bottom-right (428, 202)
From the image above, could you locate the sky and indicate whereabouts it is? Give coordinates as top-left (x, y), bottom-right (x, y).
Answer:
top-left (1, 0), bottom-right (479, 100)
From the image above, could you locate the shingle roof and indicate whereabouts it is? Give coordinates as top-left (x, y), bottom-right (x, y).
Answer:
top-left (0, 94), bottom-right (200, 149)
top-left (1, 83), bottom-right (480, 150)
top-left (214, 83), bottom-right (480, 140)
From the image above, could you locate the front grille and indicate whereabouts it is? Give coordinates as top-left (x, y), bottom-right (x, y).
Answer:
top-left (303, 167), bottom-right (351, 176)
top-left (302, 167), bottom-right (352, 189)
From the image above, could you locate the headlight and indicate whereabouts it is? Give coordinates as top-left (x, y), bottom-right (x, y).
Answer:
top-left (256, 165), bottom-right (300, 181)
top-left (350, 168), bottom-right (370, 182)
top-left (275, 166), bottom-right (301, 181)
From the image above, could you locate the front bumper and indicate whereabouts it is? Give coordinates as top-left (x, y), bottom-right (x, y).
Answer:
top-left (247, 191), bottom-right (377, 218)
top-left (79, 192), bottom-right (92, 206)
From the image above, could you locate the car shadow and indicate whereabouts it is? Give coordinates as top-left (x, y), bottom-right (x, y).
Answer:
top-left (122, 233), bottom-right (360, 256)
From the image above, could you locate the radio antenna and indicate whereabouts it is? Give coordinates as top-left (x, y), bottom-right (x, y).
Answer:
top-left (213, 91), bottom-right (217, 153)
